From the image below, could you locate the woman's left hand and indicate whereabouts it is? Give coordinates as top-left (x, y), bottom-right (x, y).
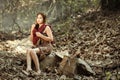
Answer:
top-left (36, 32), bottom-right (42, 37)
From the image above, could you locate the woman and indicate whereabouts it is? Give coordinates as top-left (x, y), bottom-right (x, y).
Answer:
top-left (26, 12), bottom-right (53, 74)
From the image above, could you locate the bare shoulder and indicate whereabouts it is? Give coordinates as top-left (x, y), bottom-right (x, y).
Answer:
top-left (46, 25), bottom-right (51, 30)
top-left (44, 25), bottom-right (52, 33)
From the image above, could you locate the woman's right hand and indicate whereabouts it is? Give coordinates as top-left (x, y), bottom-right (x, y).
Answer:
top-left (30, 24), bottom-right (35, 42)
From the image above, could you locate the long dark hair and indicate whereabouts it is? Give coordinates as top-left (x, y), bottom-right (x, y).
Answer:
top-left (35, 24), bottom-right (39, 30)
top-left (35, 13), bottom-right (46, 30)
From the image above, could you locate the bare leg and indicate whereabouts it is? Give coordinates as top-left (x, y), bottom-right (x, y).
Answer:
top-left (26, 49), bottom-right (32, 71)
top-left (30, 49), bottom-right (41, 74)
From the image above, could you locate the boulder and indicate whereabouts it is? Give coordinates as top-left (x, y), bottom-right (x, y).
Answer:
top-left (55, 50), bottom-right (95, 77)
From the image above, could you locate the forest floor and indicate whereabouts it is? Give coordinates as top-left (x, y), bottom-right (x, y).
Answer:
top-left (0, 11), bottom-right (120, 80)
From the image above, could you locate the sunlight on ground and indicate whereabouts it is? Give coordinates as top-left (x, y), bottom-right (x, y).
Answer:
top-left (0, 37), bottom-right (33, 54)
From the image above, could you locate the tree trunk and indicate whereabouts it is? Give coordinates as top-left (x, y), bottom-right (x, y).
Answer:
top-left (100, 0), bottom-right (120, 11)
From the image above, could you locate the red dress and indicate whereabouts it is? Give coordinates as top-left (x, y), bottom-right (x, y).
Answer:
top-left (32, 24), bottom-right (46, 45)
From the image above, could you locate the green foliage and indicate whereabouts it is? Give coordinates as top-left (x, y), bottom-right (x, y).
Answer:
top-left (106, 72), bottom-right (111, 80)
top-left (0, 0), bottom-right (100, 33)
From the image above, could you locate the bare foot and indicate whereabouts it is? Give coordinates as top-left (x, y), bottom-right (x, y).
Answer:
top-left (26, 68), bottom-right (32, 72)
top-left (37, 70), bottom-right (41, 74)
top-left (34, 70), bottom-right (41, 75)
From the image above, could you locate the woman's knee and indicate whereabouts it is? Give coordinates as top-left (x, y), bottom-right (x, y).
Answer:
top-left (26, 49), bottom-right (32, 54)
top-left (30, 49), bottom-right (36, 56)
top-left (27, 48), bottom-right (37, 56)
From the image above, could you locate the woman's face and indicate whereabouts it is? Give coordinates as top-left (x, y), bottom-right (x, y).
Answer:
top-left (36, 14), bottom-right (44, 24)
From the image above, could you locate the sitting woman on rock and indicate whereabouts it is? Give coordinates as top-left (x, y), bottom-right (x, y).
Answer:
top-left (26, 12), bottom-right (53, 74)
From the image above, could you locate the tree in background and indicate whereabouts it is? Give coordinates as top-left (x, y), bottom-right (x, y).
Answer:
top-left (100, 0), bottom-right (120, 11)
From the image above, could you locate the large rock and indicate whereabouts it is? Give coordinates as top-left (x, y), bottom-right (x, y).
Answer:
top-left (55, 50), bottom-right (95, 77)
top-left (59, 56), bottom-right (77, 77)
top-left (0, 0), bottom-right (69, 33)
top-left (40, 52), bottom-right (58, 71)
top-left (77, 58), bottom-right (95, 76)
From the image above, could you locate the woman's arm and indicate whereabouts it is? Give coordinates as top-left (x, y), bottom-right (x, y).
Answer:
top-left (36, 26), bottom-right (53, 42)
top-left (29, 24), bottom-right (35, 42)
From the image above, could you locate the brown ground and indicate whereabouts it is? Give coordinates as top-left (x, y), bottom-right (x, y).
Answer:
top-left (0, 11), bottom-right (120, 80)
